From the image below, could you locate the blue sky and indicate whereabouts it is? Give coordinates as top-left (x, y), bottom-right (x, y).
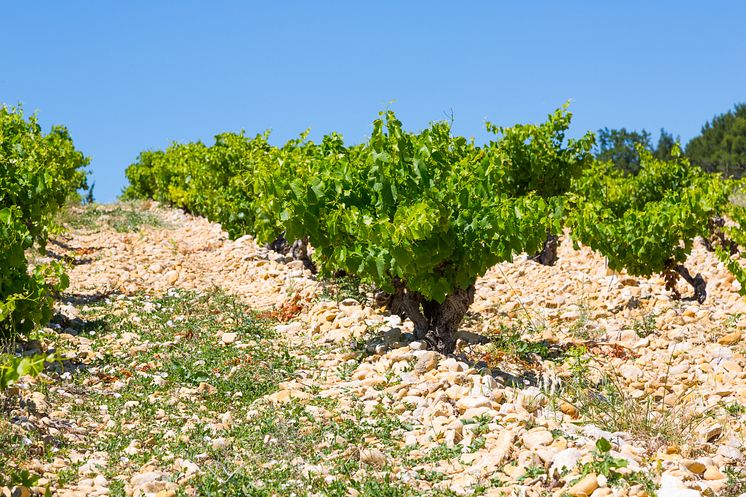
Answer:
top-left (3, 1), bottom-right (745, 202)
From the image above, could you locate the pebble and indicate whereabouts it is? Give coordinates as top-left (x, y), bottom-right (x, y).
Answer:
top-left (414, 351), bottom-right (439, 374)
top-left (619, 364), bottom-right (643, 381)
top-left (682, 459), bottom-right (706, 475)
top-left (522, 429), bottom-right (553, 450)
top-left (718, 330), bottom-right (742, 345)
top-left (164, 270), bottom-right (179, 285)
top-left (359, 448), bottom-right (386, 467)
top-left (703, 466), bottom-right (725, 480)
top-left (698, 423), bottom-right (723, 443)
top-left (716, 444), bottom-right (743, 460)
top-left (130, 471), bottom-right (167, 488)
top-left (550, 448), bottom-right (581, 476)
top-left (567, 473), bottom-right (598, 496)
top-left (658, 474), bottom-right (702, 497)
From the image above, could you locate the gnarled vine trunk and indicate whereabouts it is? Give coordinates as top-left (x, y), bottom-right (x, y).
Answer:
top-left (386, 281), bottom-right (475, 354)
top-left (266, 233), bottom-right (316, 272)
top-left (703, 217), bottom-right (739, 255)
top-left (266, 233), bottom-right (289, 254)
top-left (530, 230), bottom-right (559, 266)
top-left (664, 262), bottom-right (707, 304)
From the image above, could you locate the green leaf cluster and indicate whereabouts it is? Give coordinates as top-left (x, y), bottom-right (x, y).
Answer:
top-left (124, 106), bottom-right (591, 304)
top-left (123, 130), bottom-right (316, 244)
top-left (283, 110), bottom-right (580, 302)
top-left (0, 351), bottom-right (52, 390)
top-left (0, 106), bottom-right (87, 338)
top-left (570, 145), bottom-right (739, 277)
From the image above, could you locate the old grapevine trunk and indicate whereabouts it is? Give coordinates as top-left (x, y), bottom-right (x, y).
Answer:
top-left (702, 217), bottom-right (739, 255)
top-left (387, 281), bottom-right (475, 354)
top-left (530, 230), bottom-right (559, 266)
top-left (663, 262), bottom-right (707, 304)
top-left (266, 233), bottom-right (316, 272)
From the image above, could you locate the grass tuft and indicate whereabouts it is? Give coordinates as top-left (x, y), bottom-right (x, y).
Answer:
top-left (60, 202), bottom-right (166, 233)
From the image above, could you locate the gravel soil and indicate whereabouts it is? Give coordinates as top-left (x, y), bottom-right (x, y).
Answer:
top-left (2, 202), bottom-right (746, 497)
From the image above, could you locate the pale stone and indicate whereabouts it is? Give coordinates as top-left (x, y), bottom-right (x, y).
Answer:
top-left (130, 471), bottom-right (166, 488)
top-left (414, 351), bottom-right (439, 374)
top-left (718, 331), bottom-right (742, 345)
top-left (550, 448), bottom-right (581, 476)
top-left (211, 437), bottom-right (228, 450)
top-left (359, 448), bottom-right (386, 467)
top-left (717, 444), bottom-right (743, 461)
top-left (658, 474), bottom-right (702, 497)
top-left (596, 474), bottom-right (607, 488)
top-left (559, 401), bottom-right (578, 418)
top-left (703, 466), bottom-right (725, 480)
top-left (490, 429), bottom-right (517, 467)
top-left (461, 406), bottom-right (497, 419)
top-left (164, 270), bottom-right (179, 285)
top-left (198, 382), bottom-right (216, 395)
top-left (682, 459), bottom-right (706, 475)
top-left (567, 473), bottom-right (599, 496)
top-left (619, 363), bottom-right (643, 381)
top-left (699, 423), bottom-right (723, 443)
top-left (522, 429), bottom-right (553, 450)
top-left (456, 396), bottom-right (492, 413)
top-left (221, 332), bottom-right (237, 344)
top-left (180, 459), bottom-right (200, 477)
top-left (590, 488), bottom-right (612, 497)
top-left (29, 391), bottom-right (49, 413)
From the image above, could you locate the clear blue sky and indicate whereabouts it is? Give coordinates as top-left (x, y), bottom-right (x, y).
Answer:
top-left (3, 1), bottom-right (745, 202)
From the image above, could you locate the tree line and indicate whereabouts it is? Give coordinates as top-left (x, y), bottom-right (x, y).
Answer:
top-left (597, 103), bottom-right (746, 178)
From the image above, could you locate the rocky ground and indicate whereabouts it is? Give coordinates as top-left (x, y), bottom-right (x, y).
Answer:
top-left (2, 202), bottom-right (746, 497)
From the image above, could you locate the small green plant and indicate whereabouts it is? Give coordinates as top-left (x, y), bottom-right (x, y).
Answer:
top-left (723, 466), bottom-right (746, 496)
top-left (566, 345), bottom-right (592, 386)
top-left (62, 203), bottom-right (165, 233)
top-left (421, 443), bottom-right (462, 462)
top-left (485, 325), bottom-right (558, 364)
top-left (567, 303), bottom-right (593, 339)
top-left (726, 313), bottom-right (743, 327)
top-left (336, 360), bottom-right (358, 381)
top-left (577, 438), bottom-right (628, 482)
top-left (468, 436), bottom-right (486, 452)
top-left (0, 467), bottom-right (50, 496)
top-left (0, 352), bottom-right (53, 390)
top-left (572, 437), bottom-right (657, 494)
top-left (517, 464), bottom-right (546, 482)
top-left (724, 402), bottom-right (746, 417)
top-left (462, 414), bottom-right (494, 437)
top-left (560, 349), bottom-right (707, 452)
top-left (634, 312), bottom-right (657, 338)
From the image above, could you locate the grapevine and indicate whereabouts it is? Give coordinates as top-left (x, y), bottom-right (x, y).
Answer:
top-left (0, 106), bottom-right (88, 338)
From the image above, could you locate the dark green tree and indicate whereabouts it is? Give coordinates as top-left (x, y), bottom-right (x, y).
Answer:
top-left (595, 127), bottom-right (652, 175)
top-left (595, 127), bottom-right (679, 175)
top-left (654, 128), bottom-right (677, 161)
top-left (686, 103), bottom-right (746, 178)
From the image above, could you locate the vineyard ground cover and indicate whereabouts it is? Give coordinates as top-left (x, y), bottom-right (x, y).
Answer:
top-left (3, 203), bottom-right (746, 496)
top-left (58, 201), bottom-right (167, 234)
